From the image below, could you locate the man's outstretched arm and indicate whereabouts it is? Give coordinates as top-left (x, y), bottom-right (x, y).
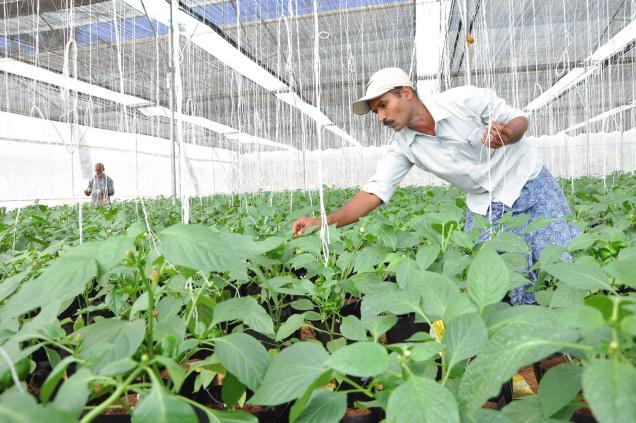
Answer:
top-left (291, 191), bottom-right (382, 236)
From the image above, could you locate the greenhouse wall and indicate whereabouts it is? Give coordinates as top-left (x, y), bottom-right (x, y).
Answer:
top-left (2, 107), bottom-right (635, 209)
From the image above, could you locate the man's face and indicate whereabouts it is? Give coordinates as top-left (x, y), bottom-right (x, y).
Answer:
top-left (95, 164), bottom-right (104, 176)
top-left (368, 88), bottom-right (412, 132)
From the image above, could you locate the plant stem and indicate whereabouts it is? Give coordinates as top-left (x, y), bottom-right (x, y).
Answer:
top-left (342, 376), bottom-right (373, 398)
top-left (79, 366), bottom-right (145, 423)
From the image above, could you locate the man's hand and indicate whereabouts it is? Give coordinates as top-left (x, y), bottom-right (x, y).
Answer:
top-left (481, 121), bottom-right (512, 149)
top-left (291, 217), bottom-right (320, 237)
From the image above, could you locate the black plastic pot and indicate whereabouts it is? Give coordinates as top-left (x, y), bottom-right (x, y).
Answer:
top-left (385, 314), bottom-right (429, 344)
top-left (571, 409), bottom-right (597, 423)
top-left (94, 415), bottom-right (131, 423)
top-left (93, 405), bottom-right (222, 423)
top-left (484, 380), bottom-right (513, 410)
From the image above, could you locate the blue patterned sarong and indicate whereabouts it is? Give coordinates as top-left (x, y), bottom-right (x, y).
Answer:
top-left (464, 166), bottom-right (580, 305)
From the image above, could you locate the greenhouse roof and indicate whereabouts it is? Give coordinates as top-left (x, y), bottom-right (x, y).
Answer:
top-left (0, 0), bottom-right (634, 152)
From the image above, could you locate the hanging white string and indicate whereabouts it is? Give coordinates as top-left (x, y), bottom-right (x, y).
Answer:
top-left (313, 0), bottom-right (330, 266)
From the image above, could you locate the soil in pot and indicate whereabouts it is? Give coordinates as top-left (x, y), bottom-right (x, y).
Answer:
top-left (341, 407), bottom-right (383, 423)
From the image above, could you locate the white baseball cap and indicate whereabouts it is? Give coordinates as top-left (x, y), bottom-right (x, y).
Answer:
top-left (352, 67), bottom-right (414, 115)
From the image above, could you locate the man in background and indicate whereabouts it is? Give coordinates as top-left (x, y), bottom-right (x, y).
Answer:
top-left (84, 163), bottom-right (115, 206)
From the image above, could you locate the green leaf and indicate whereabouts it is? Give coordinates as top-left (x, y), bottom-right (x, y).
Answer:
top-left (132, 377), bottom-right (197, 423)
top-left (416, 245), bottom-right (440, 270)
top-left (386, 376), bottom-right (460, 423)
top-left (0, 273), bottom-right (25, 302)
top-left (0, 389), bottom-right (75, 423)
top-left (158, 224), bottom-right (239, 273)
top-left (410, 342), bottom-right (444, 362)
top-left (212, 297), bottom-right (274, 335)
top-left (545, 262), bottom-right (612, 291)
top-left (567, 233), bottom-right (598, 251)
top-left (326, 342), bottom-right (388, 377)
top-left (130, 292), bottom-right (149, 318)
top-left (1, 248), bottom-right (98, 319)
top-left (549, 283), bottom-right (587, 308)
top-left (487, 232), bottom-right (529, 254)
top-left (77, 319), bottom-right (146, 371)
top-left (395, 258), bottom-right (421, 290)
top-left (354, 245), bottom-right (389, 272)
top-left (622, 314), bottom-right (636, 335)
top-left (289, 371), bottom-right (333, 423)
top-left (99, 357), bottom-right (137, 376)
top-left (468, 409), bottom-right (512, 423)
top-left (52, 367), bottom-right (95, 419)
top-left (221, 372), bottom-right (246, 408)
top-left (445, 313), bottom-right (488, 373)
top-left (581, 359), bottom-right (636, 423)
top-left (249, 342), bottom-right (329, 406)
top-left (500, 396), bottom-right (547, 423)
top-left (214, 333), bottom-right (269, 391)
top-left (276, 313), bottom-right (306, 341)
top-left (155, 356), bottom-right (186, 392)
top-left (458, 325), bottom-right (575, 414)
top-left (361, 286), bottom-right (423, 320)
top-left (218, 232), bottom-right (284, 256)
top-left (203, 409), bottom-right (257, 423)
top-left (444, 294), bottom-right (479, 322)
top-left (40, 356), bottom-right (77, 403)
top-left (553, 305), bottom-right (605, 333)
top-left (340, 315), bottom-right (368, 341)
top-left (539, 363), bottom-right (583, 417)
top-left (94, 235), bottom-right (133, 272)
top-left (467, 247), bottom-right (509, 311)
top-left (364, 314), bottom-right (398, 341)
top-left (604, 258), bottom-right (636, 289)
top-left (291, 299), bottom-right (315, 311)
top-left (418, 272), bottom-right (461, 321)
top-left (295, 390), bottom-right (347, 423)
top-left (486, 305), bottom-right (554, 335)
top-left (443, 253), bottom-right (471, 276)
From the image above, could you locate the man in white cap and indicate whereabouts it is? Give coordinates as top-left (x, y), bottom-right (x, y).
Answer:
top-left (291, 67), bottom-right (578, 305)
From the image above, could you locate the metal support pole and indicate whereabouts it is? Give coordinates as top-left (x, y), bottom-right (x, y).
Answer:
top-left (461, 0), bottom-right (472, 86)
top-left (169, 0), bottom-right (178, 201)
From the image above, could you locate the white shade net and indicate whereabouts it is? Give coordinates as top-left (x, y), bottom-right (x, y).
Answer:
top-left (0, 0), bottom-right (635, 212)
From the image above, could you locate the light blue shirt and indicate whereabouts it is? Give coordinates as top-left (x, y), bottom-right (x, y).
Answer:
top-left (362, 86), bottom-right (543, 215)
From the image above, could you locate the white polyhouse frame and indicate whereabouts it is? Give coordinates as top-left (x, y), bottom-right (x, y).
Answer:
top-left (138, 106), bottom-right (295, 150)
top-left (0, 58), bottom-right (290, 151)
top-left (224, 133), bottom-right (297, 151)
top-left (121, 0), bottom-right (361, 147)
top-left (526, 19), bottom-right (636, 112)
top-left (0, 58), bottom-right (153, 107)
top-left (564, 101), bottom-right (636, 133)
top-left (415, 0), bottom-right (452, 95)
top-left (525, 66), bottom-right (598, 112)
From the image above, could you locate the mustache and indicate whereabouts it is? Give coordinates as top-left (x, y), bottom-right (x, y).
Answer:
top-left (382, 119), bottom-right (395, 127)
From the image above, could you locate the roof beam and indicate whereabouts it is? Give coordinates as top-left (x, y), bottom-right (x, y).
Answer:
top-left (121, 0), bottom-right (361, 147)
top-left (139, 105), bottom-right (296, 150)
top-left (526, 19), bottom-right (636, 112)
top-left (0, 57), bottom-right (152, 106)
top-left (0, 57), bottom-right (291, 150)
top-left (564, 101), bottom-right (636, 133)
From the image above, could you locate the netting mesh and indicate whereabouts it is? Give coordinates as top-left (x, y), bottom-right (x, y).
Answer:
top-left (0, 0), bottom-right (635, 212)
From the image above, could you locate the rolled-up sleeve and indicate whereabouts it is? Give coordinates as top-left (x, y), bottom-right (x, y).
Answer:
top-left (361, 142), bottom-right (413, 204)
top-left (463, 86), bottom-right (527, 123)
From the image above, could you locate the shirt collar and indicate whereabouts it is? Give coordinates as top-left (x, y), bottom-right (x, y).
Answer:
top-left (398, 95), bottom-right (451, 145)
